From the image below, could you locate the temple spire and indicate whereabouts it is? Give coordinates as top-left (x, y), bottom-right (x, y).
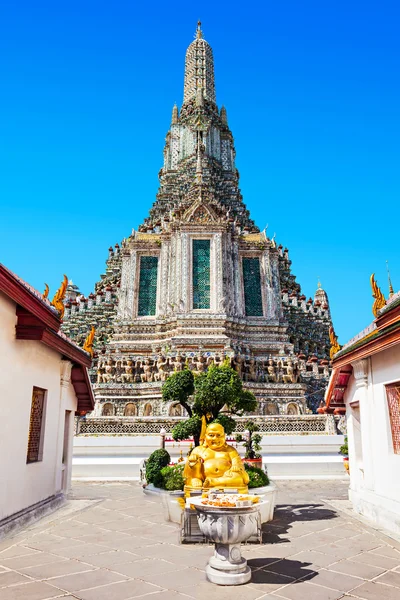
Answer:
top-left (183, 22), bottom-right (216, 104)
top-left (386, 260), bottom-right (395, 297)
top-left (171, 103), bottom-right (178, 124)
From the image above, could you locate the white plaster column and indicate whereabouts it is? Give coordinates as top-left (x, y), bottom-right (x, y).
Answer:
top-left (158, 239), bottom-right (170, 316)
top-left (214, 233), bottom-right (223, 312)
top-left (351, 358), bottom-right (375, 492)
top-left (125, 250), bottom-right (137, 319)
top-left (54, 360), bottom-right (73, 494)
top-left (269, 251), bottom-right (283, 321)
top-left (180, 233), bottom-right (189, 311)
top-left (232, 240), bottom-right (243, 316)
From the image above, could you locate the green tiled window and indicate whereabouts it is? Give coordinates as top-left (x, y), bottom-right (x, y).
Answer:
top-left (138, 256), bottom-right (158, 316)
top-left (193, 239), bottom-right (210, 309)
top-left (242, 257), bottom-right (263, 316)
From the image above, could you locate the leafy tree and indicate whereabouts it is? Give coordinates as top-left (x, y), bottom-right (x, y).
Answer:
top-left (162, 362), bottom-right (257, 446)
top-left (145, 448), bottom-right (170, 487)
top-left (236, 420), bottom-right (263, 459)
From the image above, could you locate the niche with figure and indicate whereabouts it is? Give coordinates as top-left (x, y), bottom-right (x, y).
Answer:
top-left (102, 403), bottom-right (114, 416)
top-left (124, 403), bottom-right (137, 417)
top-left (143, 403), bottom-right (153, 416)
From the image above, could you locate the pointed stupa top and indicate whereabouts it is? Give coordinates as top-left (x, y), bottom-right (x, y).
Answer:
top-left (314, 279), bottom-right (330, 310)
top-left (183, 21), bottom-right (216, 105)
top-left (171, 103), bottom-right (179, 124)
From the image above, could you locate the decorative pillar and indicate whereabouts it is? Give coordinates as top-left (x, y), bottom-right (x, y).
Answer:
top-left (351, 358), bottom-right (374, 491)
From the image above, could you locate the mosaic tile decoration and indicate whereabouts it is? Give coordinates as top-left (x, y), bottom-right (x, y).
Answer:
top-left (386, 383), bottom-right (400, 454)
top-left (138, 256), bottom-right (158, 316)
top-left (27, 387), bottom-right (45, 463)
top-left (193, 239), bottom-right (210, 309)
top-left (242, 257), bottom-right (263, 316)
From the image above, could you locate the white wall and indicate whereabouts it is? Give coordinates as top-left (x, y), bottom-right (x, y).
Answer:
top-left (345, 346), bottom-right (400, 535)
top-left (0, 292), bottom-right (78, 522)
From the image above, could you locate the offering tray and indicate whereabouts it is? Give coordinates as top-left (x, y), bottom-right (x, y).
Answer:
top-left (190, 495), bottom-right (260, 512)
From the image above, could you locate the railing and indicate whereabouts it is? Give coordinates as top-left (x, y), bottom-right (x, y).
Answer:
top-left (76, 414), bottom-right (337, 436)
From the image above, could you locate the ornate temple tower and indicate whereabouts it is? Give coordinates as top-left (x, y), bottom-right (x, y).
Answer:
top-left (63, 24), bottom-right (332, 417)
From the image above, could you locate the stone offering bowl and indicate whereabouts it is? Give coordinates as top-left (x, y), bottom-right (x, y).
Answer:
top-left (191, 500), bottom-right (260, 585)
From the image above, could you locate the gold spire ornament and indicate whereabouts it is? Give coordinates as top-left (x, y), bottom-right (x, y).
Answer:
top-left (196, 20), bottom-right (202, 39)
top-left (329, 325), bottom-right (341, 359)
top-left (83, 326), bottom-right (95, 357)
top-left (370, 273), bottom-right (386, 317)
top-left (386, 260), bottom-right (395, 297)
top-left (51, 275), bottom-right (68, 320)
top-left (42, 283), bottom-right (49, 299)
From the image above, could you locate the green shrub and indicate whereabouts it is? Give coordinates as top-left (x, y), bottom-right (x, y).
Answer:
top-left (145, 448), bottom-right (170, 487)
top-left (244, 463), bottom-right (269, 488)
top-left (339, 436), bottom-right (348, 457)
top-left (160, 464), bottom-right (185, 491)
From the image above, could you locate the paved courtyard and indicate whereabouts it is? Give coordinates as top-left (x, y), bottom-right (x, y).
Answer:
top-left (1, 481), bottom-right (400, 600)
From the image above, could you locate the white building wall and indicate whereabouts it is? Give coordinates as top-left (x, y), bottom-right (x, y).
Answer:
top-left (0, 292), bottom-right (78, 522)
top-left (345, 345), bottom-right (400, 535)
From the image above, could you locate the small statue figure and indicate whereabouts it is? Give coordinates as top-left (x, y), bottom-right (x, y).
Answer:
top-left (232, 354), bottom-right (243, 378)
top-left (141, 358), bottom-right (154, 383)
top-left (267, 359), bottom-right (277, 383)
top-left (247, 358), bottom-right (258, 382)
top-left (194, 354), bottom-right (207, 375)
top-left (121, 359), bottom-right (135, 383)
top-left (183, 423), bottom-right (249, 494)
top-left (155, 355), bottom-right (169, 381)
top-left (102, 358), bottom-right (114, 383)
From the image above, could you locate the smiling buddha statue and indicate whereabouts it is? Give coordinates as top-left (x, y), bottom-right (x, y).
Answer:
top-left (183, 423), bottom-right (249, 496)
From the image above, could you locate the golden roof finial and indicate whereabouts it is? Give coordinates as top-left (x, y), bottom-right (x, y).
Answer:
top-left (386, 260), bottom-right (395, 297)
top-left (317, 278), bottom-right (322, 289)
top-left (329, 325), bottom-right (341, 359)
top-left (370, 273), bottom-right (386, 317)
top-left (196, 20), bottom-right (203, 39)
top-left (83, 326), bottom-right (95, 357)
top-left (42, 283), bottom-right (49, 299)
top-left (51, 275), bottom-right (68, 320)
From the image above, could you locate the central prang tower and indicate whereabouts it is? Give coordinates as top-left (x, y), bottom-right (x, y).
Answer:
top-left (63, 24), bottom-right (332, 418)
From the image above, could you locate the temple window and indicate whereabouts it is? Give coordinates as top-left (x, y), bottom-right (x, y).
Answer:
top-left (386, 383), bottom-right (400, 454)
top-left (242, 257), bottom-right (263, 316)
top-left (192, 239), bottom-right (210, 309)
top-left (138, 256), bottom-right (158, 316)
top-left (27, 387), bottom-right (46, 463)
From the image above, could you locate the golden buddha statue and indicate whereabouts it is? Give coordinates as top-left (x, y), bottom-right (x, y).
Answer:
top-left (183, 423), bottom-right (249, 495)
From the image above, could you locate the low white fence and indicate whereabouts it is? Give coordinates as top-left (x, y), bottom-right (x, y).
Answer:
top-left (76, 414), bottom-right (341, 436)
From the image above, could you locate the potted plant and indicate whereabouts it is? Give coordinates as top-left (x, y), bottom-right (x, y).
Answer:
top-left (236, 420), bottom-right (263, 468)
top-left (339, 436), bottom-right (349, 475)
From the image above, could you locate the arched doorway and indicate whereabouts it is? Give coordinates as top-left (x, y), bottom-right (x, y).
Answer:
top-left (287, 403), bottom-right (299, 415)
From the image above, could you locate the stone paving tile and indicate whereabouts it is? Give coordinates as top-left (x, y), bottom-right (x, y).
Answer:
top-left (44, 568), bottom-right (129, 592)
top-left (0, 552), bottom-right (68, 570)
top-left (373, 569), bottom-right (400, 588)
top-left (348, 580), bottom-right (400, 600)
top-left (327, 558), bottom-right (386, 579)
top-left (284, 550), bottom-right (338, 568)
top-left (138, 566), bottom-right (206, 591)
top-left (0, 580), bottom-right (66, 600)
top-left (0, 570), bottom-right (33, 587)
top-left (246, 568), bottom-right (296, 593)
top-left (78, 550), bottom-right (141, 568)
top-left (350, 551), bottom-right (400, 570)
top-left (179, 580), bottom-right (266, 599)
top-left (20, 559), bottom-right (96, 579)
top-left (298, 567), bottom-right (363, 592)
top-left (76, 578), bottom-right (164, 600)
top-left (271, 581), bottom-right (345, 600)
top-left (44, 542), bottom-right (112, 559)
top-left (110, 557), bottom-right (186, 578)
top-left (0, 545), bottom-right (40, 559)
top-left (369, 545), bottom-right (400, 559)
top-left (24, 538), bottom-right (87, 552)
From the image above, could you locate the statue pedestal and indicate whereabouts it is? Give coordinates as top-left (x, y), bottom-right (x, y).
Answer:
top-left (191, 500), bottom-right (260, 585)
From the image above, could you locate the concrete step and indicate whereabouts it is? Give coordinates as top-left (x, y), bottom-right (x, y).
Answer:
top-left (72, 434), bottom-right (347, 481)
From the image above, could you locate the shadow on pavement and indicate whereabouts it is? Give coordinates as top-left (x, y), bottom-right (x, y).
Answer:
top-left (261, 503), bottom-right (339, 544)
top-left (247, 557), bottom-right (317, 583)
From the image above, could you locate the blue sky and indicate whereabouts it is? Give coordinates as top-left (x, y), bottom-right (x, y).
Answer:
top-left (1, 1), bottom-right (399, 344)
